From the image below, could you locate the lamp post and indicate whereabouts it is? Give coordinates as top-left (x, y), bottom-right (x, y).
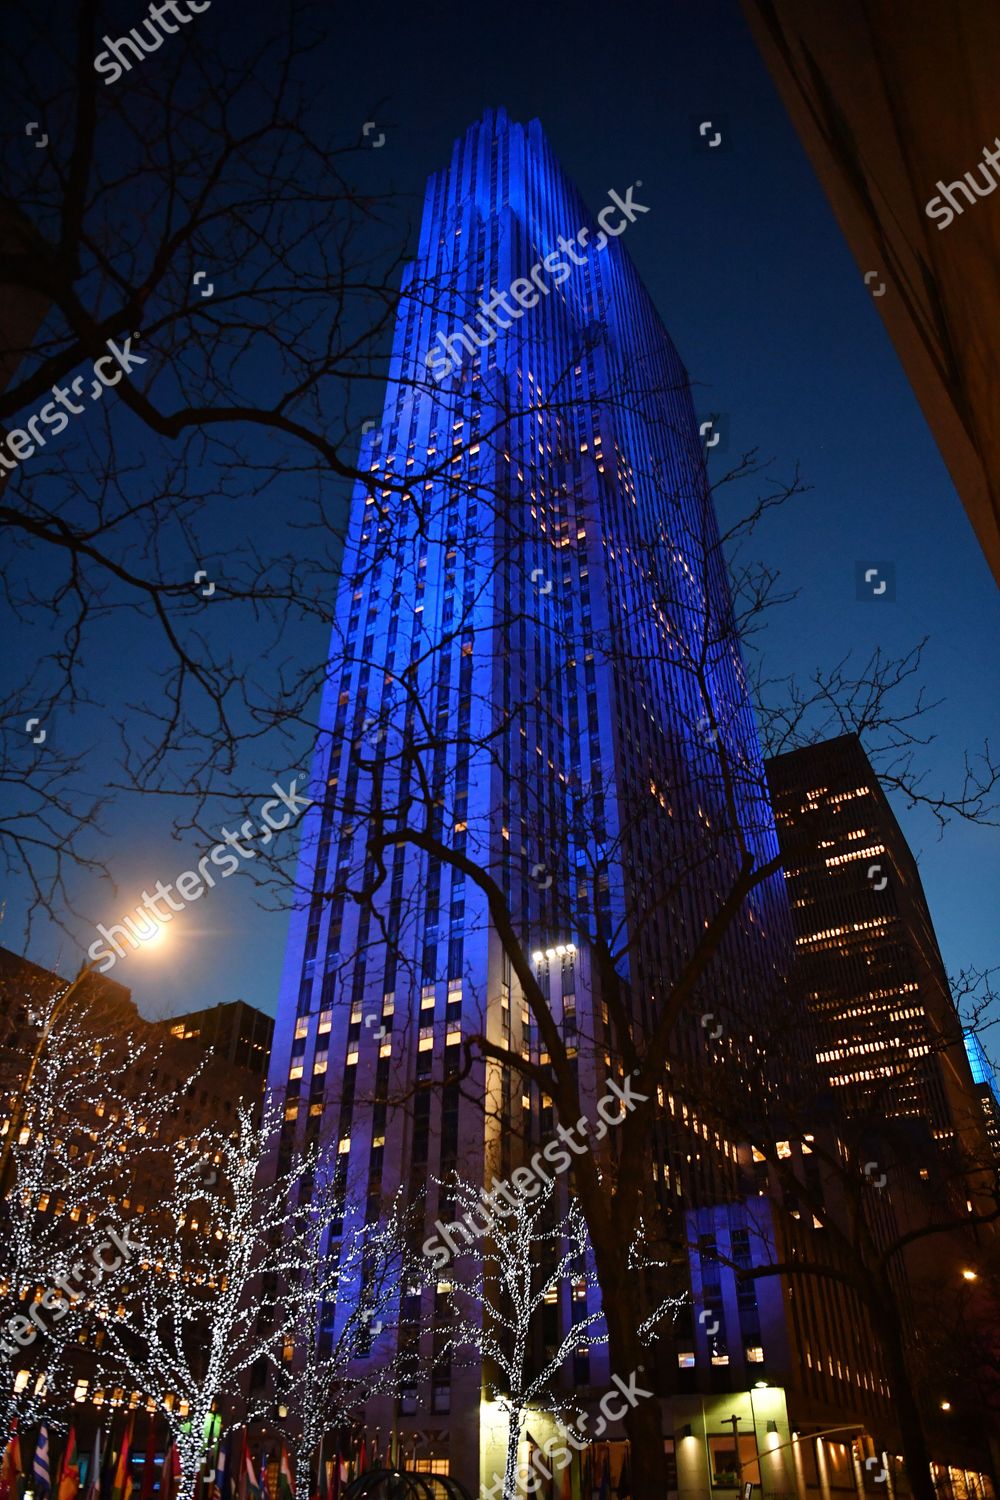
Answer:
top-left (729, 1414), bottom-right (745, 1495)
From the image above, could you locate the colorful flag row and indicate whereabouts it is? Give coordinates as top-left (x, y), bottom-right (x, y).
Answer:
top-left (0, 1419), bottom-right (405, 1500)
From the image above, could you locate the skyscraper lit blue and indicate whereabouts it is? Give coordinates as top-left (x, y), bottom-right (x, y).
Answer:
top-left (268, 107), bottom-right (794, 1482)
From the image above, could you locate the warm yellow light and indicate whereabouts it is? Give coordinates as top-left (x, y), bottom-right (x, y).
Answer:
top-left (940, 1401), bottom-right (951, 1412)
top-left (136, 921), bottom-right (169, 951)
top-left (961, 1269), bottom-right (977, 1282)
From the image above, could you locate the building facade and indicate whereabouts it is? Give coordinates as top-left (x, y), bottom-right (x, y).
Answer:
top-left (764, 734), bottom-right (982, 1149)
top-left (740, 0), bottom-right (1000, 586)
top-left (168, 998), bottom-right (273, 1079)
top-left (963, 1031), bottom-right (1000, 1165)
top-left (765, 739), bottom-right (999, 1485)
top-left (261, 109), bottom-right (963, 1499)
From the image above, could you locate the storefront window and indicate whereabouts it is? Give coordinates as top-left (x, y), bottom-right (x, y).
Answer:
top-left (708, 1434), bottom-right (761, 1487)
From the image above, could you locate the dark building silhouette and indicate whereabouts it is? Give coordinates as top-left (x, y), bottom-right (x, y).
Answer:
top-left (167, 999), bottom-right (273, 1079)
top-left (741, 0), bottom-right (1000, 585)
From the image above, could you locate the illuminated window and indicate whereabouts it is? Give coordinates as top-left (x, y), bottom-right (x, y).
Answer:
top-left (708, 1436), bottom-right (760, 1487)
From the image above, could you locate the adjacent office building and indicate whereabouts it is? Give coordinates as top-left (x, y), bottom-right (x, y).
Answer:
top-left (765, 734), bottom-right (982, 1149)
top-left (0, 945), bottom-right (273, 1431)
top-left (964, 1031), bottom-right (1000, 1164)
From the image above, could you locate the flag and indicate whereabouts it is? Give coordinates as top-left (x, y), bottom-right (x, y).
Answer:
top-left (100, 1421), bottom-right (118, 1500)
top-left (261, 1453), bottom-right (276, 1500)
top-left (58, 1428), bottom-right (81, 1500)
top-left (83, 1432), bottom-right (102, 1500)
top-left (242, 1447), bottom-right (262, 1500)
top-left (209, 1435), bottom-right (228, 1500)
top-left (309, 1438), bottom-right (323, 1500)
top-left (616, 1447), bottom-right (630, 1500)
top-left (581, 1447), bottom-right (591, 1500)
top-left (159, 1443), bottom-right (180, 1500)
top-left (277, 1448), bottom-right (293, 1500)
top-left (560, 1450), bottom-right (572, 1500)
top-left (221, 1434), bottom-right (235, 1500)
top-left (0, 1426), bottom-right (22, 1500)
top-left (356, 1439), bottom-right (366, 1479)
top-left (109, 1418), bottom-right (134, 1500)
top-left (34, 1425), bottom-right (52, 1495)
top-left (235, 1435), bottom-right (247, 1500)
top-left (597, 1449), bottom-right (610, 1500)
top-left (139, 1425), bottom-right (156, 1500)
top-left (214, 1428), bottom-right (232, 1500)
top-left (257, 1452), bottom-right (274, 1500)
top-left (568, 1444), bottom-right (582, 1500)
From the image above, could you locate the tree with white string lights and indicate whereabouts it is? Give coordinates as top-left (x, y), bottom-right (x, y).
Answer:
top-left (270, 1177), bottom-right (427, 1492)
top-left (92, 1100), bottom-right (316, 1500)
top-left (0, 978), bottom-right (204, 1437)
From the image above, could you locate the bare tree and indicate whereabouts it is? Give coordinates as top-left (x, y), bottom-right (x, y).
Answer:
top-left (92, 1102), bottom-right (315, 1500)
top-left (0, 980), bottom-right (203, 1436)
top-left (430, 1171), bottom-right (604, 1500)
top-left (273, 1177), bottom-right (423, 1493)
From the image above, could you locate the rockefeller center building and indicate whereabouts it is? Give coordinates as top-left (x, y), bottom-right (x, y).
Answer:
top-left (262, 110), bottom-right (925, 1495)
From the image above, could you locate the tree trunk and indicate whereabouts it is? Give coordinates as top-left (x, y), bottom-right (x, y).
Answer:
top-left (872, 1293), bottom-right (936, 1500)
top-left (177, 1431), bottom-right (206, 1500)
top-left (502, 1406), bottom-right (522, 1500)
top-left (585, 1220), bottom-right (664, 1500)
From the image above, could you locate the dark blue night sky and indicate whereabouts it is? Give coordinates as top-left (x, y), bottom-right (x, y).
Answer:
top-left (6, 0), bottom-right (997, 1033)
